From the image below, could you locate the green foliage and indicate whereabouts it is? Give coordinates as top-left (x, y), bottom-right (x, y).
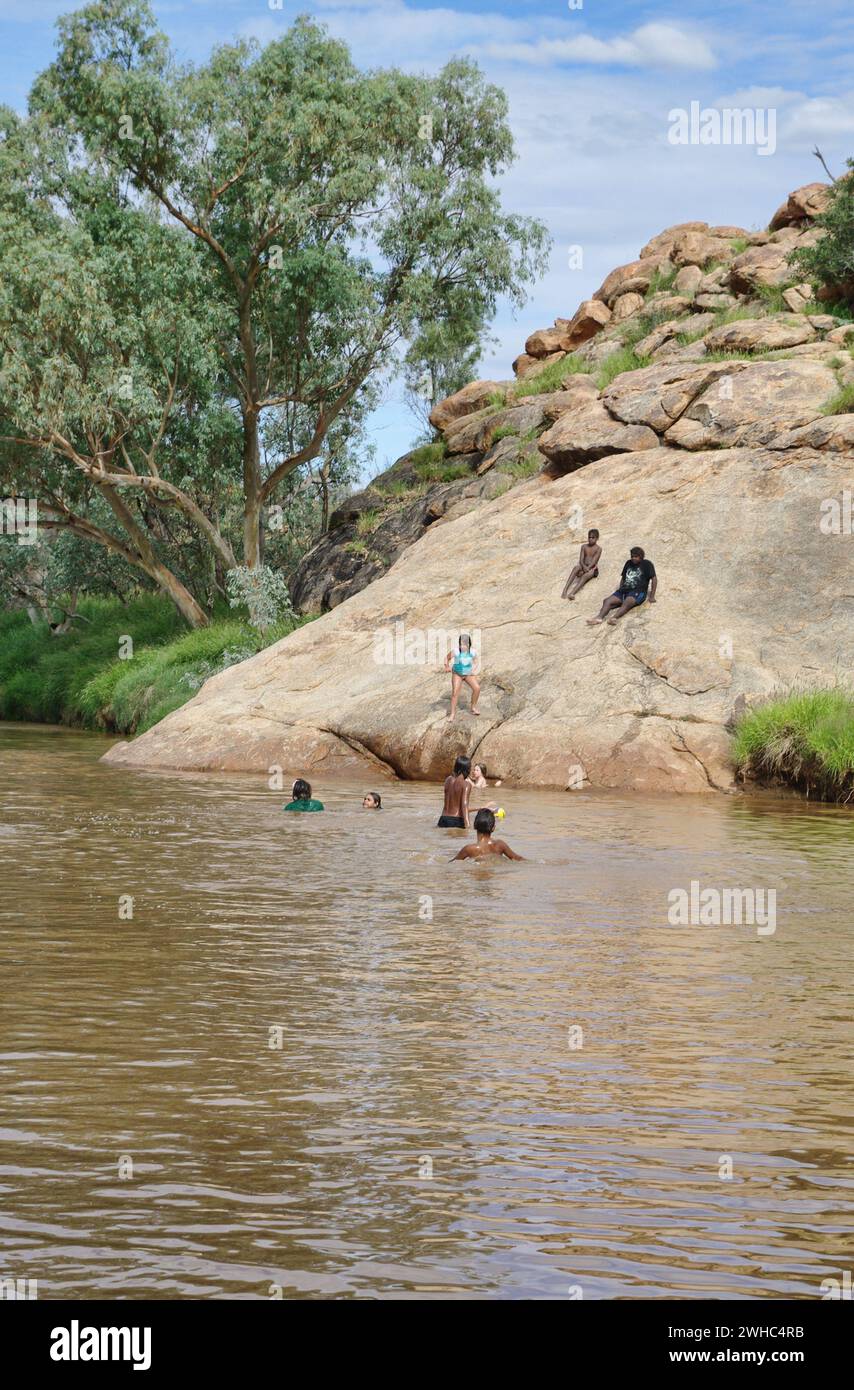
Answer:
top-left (433, 461), bottom-right (474, 483)
top-left (644, 266), bottom-right (679, 297)
top-left (225, 564), bottom-right (295, 631)
top-left (732, 687), bottom-right (854, 800)
top-left (0, 594), bottom-right (309, 731)
top-left (511, 352), bottom-right (591, 398)
top-left (596, 347), bottom-right (652, 388)
top-left (355, 509), bottom-right (381, 535)
top-left (821, 383), bottom-right (854, 415)
top-left (489, 424), bottom-right (519, 442)
top-left (501, 448), bottom-right (542, 480)
top-left (789, 162), bottom-right (854, 306)
top-left (409, 441), bottom-right (447, 469)
top-left (730, 237), bottom-right (750, 254)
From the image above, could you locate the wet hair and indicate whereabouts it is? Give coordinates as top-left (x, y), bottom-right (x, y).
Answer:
top-left (630, 545), bottom-right (645, 559)
top-left (364, 792), bottom-right (382, 808)
top-left (473, 763), bottom-right (487, 778)
top-left (588, 529), bottom-right (600, 539)
top-left (454, 755), bottom-right (471, 778)
top-left (474, 808), bottom-right (495, 834)
top-left (458, 633), bottom-right (472, 652)
top-left (292, 778), bottom-right (312, 801)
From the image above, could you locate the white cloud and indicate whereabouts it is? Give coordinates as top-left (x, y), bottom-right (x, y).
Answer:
top-left (781, 93), bottom-right (854, 141)
top-left (485, 23), bottom-right (717, 71)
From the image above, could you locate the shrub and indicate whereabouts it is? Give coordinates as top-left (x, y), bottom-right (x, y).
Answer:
top-left (788, 162), bottom-right (854, 307)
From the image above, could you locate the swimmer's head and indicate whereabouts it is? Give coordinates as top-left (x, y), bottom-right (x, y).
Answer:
top-left (474, 809), bottom-right (495, 835)
top-left (292, 778), bottom-right (312, 802)
top-left (362, 792), bottom-right (382, 809)
top-left (454, 755), bottom-right (471, 778)
top-left (458, 632), bottom-right (472, 652)
top-left (473, 763), bottom-right (486, 780)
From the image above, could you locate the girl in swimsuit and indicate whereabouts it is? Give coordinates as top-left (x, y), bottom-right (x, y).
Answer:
top-left (444, 632), bottom-right (481, 720)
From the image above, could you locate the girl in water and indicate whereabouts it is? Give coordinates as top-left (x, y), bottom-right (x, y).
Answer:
top-left (470, 763), bottom-right (502, 813)
top-left (444, 633), bottom-right (481, 720)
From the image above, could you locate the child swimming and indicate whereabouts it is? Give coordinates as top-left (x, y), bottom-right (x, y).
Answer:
top-left (362, 792), bottom-right (382, 809)
top-left (444, 633), bottom-right (481, 720)
top-left (283, 778), bottom-right (324, 812)
top-left (470, 762), bottom-right (502, 813)
top-left (451, 809), bottom-right (524, 861)
top-left (562, 528), bottom-right (601, 600)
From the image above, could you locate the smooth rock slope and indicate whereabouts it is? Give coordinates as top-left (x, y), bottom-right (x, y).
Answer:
top-left (104, 183), bottom-right (854, 793)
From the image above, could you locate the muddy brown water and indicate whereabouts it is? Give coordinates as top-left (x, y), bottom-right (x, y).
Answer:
top-left (1, 723), bottom-right (852, 1300)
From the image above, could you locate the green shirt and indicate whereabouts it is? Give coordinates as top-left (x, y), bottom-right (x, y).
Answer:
top-left (283, 799), bottom-right (324, 812)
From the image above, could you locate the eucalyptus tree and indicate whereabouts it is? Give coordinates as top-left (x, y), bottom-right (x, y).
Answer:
top-left (31, 0), bottom-right (549, 575)
top-left (0, 109), bottom-right (234, 626)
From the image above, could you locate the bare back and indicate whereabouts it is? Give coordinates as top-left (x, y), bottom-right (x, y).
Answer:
top-left (442, 773), bottom-right (469, 819)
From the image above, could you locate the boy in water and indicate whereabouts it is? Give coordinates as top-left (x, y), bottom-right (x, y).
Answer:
top-left (438, 755), bottom-right (472, 828)
top-left (283, 778), bottom-right (324, 812)
top-left (452, 809), bottom-right (525, 861)
top-left (562, 528), bottom-right (601, 600)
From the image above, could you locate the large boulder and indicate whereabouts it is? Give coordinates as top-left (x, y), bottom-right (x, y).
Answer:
top-left (663, 359), bottom-right (837, 449)
top-left (430, 380), bottom-right (501, 432)
top-left (703, 316), bottom-right (816, 353)
top-left (104, 443), bottom-right (854, 796)
top-left (525, 325), bottom-right (569, 358)
top-left (593, 255), bottom-right (670, 306)
top-left (726, 242), bottom-right (797, 293)
top-left (601, 361), bottom-right (745, 433)
top-left (562, 297), bottom-right (612, 348)
top-left (769, 182), bottom-right (832, 230)
top-left (536, 399), bottom-right (659, 472)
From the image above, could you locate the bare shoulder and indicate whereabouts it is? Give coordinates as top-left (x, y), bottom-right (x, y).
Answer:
top-left (495, 839), bottom-right (524, 860)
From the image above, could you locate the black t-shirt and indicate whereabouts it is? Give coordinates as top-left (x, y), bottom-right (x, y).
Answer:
top-left (620, 558), bottom-right (656, 592)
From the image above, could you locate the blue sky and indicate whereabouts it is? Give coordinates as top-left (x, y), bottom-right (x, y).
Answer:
top-left (2, 0), bottom-right (854, 473)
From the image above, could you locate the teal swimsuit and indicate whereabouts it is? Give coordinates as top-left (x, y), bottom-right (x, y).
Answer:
top-left (452, 649), bottom-right (476, 676)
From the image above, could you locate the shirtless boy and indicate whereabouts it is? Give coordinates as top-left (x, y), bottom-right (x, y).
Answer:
top-left (562, 529), bottom-right (601, 600)
top-left (452, 808), bottom-right (525, 861)
top-left (437, 755), bottom-right (472, 828)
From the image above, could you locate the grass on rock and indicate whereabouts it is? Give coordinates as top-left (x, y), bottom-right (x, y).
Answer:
top-left (732, 687), bottom-right (854, 801)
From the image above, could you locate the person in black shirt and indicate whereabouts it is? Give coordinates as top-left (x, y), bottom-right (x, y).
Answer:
top-left (587, 546), bottom-right (657, 625)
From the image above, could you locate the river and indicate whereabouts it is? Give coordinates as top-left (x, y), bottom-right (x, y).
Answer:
top-left (1, 723), bottom-right (852, 1299)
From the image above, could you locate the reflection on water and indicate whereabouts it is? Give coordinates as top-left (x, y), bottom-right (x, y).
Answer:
top-left (1, 723), bottom-right (852, 1299)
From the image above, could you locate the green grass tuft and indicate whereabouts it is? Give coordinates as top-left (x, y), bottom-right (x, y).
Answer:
top-left (596, 346), bottom-right (652, 388)
top-left (512, 352), bottom-right (592, 398)
top-left (821, 383), bottom-right (854, 416)
top-left (732, 687), bottom-right (854, 801)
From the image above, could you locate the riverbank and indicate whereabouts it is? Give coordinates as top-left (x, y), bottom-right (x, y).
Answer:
top-left (0, 597), bottom-right (311, 734)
